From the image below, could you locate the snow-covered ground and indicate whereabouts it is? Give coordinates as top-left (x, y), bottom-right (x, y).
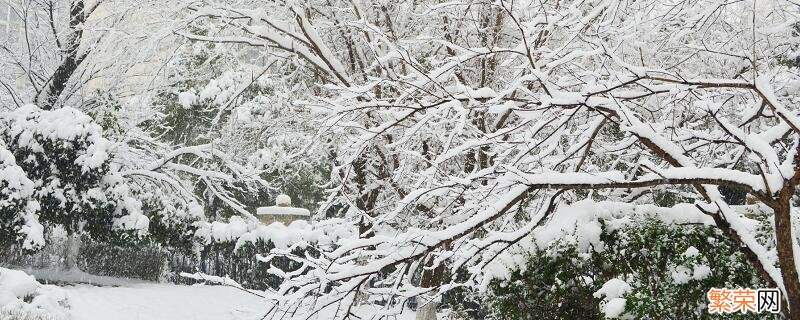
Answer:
top-left (1, 267), bottom-right (420, 320)
top-left (67, 284), bottom-right (420, 320)
top-left (65, 284), bottom-right (267, 320)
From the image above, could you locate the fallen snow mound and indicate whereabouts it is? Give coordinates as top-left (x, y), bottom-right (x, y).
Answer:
top-left (0, 267), bottom-right (68, 319)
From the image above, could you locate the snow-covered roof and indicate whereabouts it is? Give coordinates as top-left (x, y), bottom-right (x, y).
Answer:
top-left (256, 206), bottom-right (310, 216)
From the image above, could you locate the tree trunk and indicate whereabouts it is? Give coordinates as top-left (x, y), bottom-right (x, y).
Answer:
top-left (37, 0), bottom-right (86, 110)
top-left (415, 302), bottom-right (437, 320)
top-left (416, 255), bottom-right (445, 320)
top-left (774, 198), bottom-right (800, 319)
top-left (63, 233), bottom-right (81, 270)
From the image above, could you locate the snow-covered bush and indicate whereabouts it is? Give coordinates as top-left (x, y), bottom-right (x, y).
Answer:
top-left (0, 268), bottom-right (67, 320)
top-left (0, 145), bottom-right (42, 251)
top-left (487, 215), bottom-right (771, 319)
top-left (170, 238), bottom-right (304, 290)
top-left (77, 242), bottom-right (167, 281)
top-left (0, 105), bottom-right (147, 250)
top-left (163, 218), bottom-right (340, 289)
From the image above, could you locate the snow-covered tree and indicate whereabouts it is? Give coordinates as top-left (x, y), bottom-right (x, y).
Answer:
top-left (0, 104), bottom-right (148, 270)
top-left (185, 0), bottom-right (800, 318)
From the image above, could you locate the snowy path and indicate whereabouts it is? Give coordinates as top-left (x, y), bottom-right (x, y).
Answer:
top-left (63, 284), bottom-right (268, 320)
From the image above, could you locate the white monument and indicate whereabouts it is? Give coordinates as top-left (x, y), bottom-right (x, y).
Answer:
top-left (256, 194), bottom-right (311, 225)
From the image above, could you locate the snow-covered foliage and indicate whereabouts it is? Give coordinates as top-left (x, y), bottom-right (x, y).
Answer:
top-left (0, 105), bottom-right (147, 247)
top-left (594, 279), bottom-right (631, 319)
top-left (0, 144), bottom-right (42, 250)
top-left (487, 208), bottom-right (770, 319)
top-left (486, 200), bottom-right (715, 280)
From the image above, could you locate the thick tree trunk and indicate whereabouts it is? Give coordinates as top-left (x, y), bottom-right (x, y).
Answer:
top-left (774, 198), bottom-right (800, 319)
